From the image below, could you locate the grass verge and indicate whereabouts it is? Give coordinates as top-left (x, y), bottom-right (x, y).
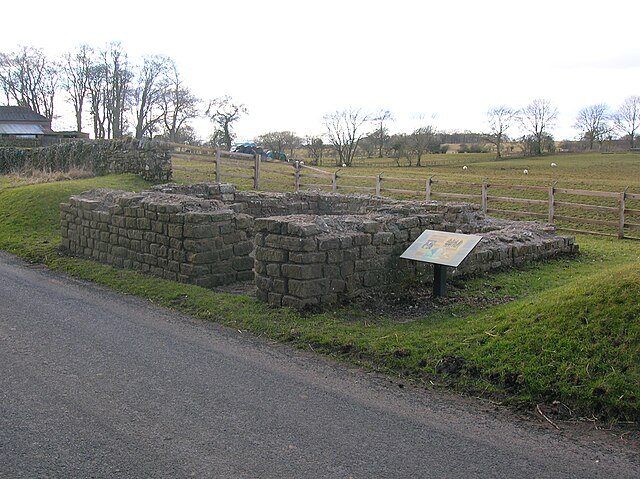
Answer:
top-left (1, 175), bottom-right (638, 423)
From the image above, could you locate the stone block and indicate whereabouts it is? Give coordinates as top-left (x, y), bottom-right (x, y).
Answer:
top-left (232, 256), bottom-right (255, 272)
top-left (255, 247), bottom-right (288, 263)
top-left (288, 278), bottom-right (329, 298)
top-left (281, 263), bottom-right (323, 280)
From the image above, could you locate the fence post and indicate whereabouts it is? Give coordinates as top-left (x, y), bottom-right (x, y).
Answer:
top-left (254, 154), bottom-right (261, 190)
top-left (426, 176), bottom-right (433, 201)
top-left (619, 188), bottom-right (628, 239)
top-left (376, 172), bottom-right (382, 197)
top-left (332, 170), bottom-right (338, 192)
top-left (215, 149), bottom-right (221, 182)
top-left (548, 181), bottom-right (556, 225)
top-left (294, 163), bottom-right (300, 192)
top-left (481, 179), bottom-right (488, 213)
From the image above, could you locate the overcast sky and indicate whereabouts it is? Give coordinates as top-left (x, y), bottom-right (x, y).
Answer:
top-left (2, 0), bottom-right (639, 142)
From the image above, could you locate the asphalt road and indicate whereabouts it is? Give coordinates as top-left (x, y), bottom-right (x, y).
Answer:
top-left (0, 252), bottom-right (638, 478)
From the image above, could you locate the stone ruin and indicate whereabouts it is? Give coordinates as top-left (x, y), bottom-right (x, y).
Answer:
top-left (60, 183), bottom-right (578, 309)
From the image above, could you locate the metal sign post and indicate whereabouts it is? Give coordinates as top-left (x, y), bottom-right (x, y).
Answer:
top-left (400, 230), bottom-right (483, 298)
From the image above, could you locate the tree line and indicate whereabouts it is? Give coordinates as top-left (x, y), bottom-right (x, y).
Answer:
top-left (2, 44), bottom-right (638, 165)
top-left (0, 43), bottom-right (246, 146)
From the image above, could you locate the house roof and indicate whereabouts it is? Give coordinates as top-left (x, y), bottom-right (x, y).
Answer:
top-left (0, 106), bottom-right (50, 123)
top-left (0, 123), bottom-right (46, 135)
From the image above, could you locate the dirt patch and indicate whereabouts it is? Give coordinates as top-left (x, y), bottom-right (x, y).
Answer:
top-left (350, 283), bottom-right (516, 321)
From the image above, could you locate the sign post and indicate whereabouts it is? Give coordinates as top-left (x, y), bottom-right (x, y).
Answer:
top-left (400, 230), bottom-right (483, 298)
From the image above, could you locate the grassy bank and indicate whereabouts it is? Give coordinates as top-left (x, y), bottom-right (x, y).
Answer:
top-left (0, 175), bottom-right (638, 422)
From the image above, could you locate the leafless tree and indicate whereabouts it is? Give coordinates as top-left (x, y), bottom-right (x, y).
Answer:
top-left (0, 46), bottom-right (58, 119)
top-left (255, 131), bottom-right (301, 156)
top-left (518, 99), bottom-right (558, 155)
top-left (133, 55), bottom-right (170, 139)
top-left (304, 136), bottom-right (324, 165)
top-left (323, 108), bottom-right (370, 167)
top-left (614, 96), bottom-right (640, 149)
top-left (206, 95), bottom-right (247, 151)
top-left (573, 104), bottom-right (612, 150)
top-left (103, 43), bottom-right (132, 138)
top-left (160, 61), bottom-right (200, 142)
top-left (372, 109), bottom-right (394, 157)
top-left (87, 62), bottom-right (108, 139)
top-left (485, 106), bottom-right (517, 159)
top-left (409, 126), bottom-right (438, 166)
top-left (60, 44), bottom-right (92, 132)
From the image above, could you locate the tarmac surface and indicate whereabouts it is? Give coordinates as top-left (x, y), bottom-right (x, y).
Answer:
top-left (1, 251), bottom-right (638, 478)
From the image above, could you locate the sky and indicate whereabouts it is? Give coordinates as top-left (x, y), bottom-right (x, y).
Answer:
top-left (1, 0), bottom-right (639, 142)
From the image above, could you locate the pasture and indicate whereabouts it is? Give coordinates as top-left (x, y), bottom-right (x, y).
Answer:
top-left (171, 151), bottom-right (640, 238)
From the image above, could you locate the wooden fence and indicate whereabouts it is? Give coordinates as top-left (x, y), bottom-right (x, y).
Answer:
top-left (169, 146), bottom-right (640, 240)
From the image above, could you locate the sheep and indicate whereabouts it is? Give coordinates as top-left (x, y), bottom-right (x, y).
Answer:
top-left (342, 163), bottom-right (347, 167)
top-left (462, 165), bottom-right (468, 170)
top-left (523, 169), bottom-right (529, 175)
top-left (551, 162), bottom-right (557, 167)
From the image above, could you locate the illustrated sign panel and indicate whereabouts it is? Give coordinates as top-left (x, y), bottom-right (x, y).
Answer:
top-left (400, 230), bottom-right (483, 268)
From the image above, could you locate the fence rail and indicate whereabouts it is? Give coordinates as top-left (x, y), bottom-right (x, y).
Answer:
top-left (169, 146), bottom-right (639, 240)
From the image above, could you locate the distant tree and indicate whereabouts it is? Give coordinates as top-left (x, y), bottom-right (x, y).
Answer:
top-left (323, 108), bottom-right (370, 167)
top-left (206, 95), bottom-right (247, 151)
top-left (61, 44), bottom-right (92, 132)
top-left (387, 133), bottom-right (410, 166)
top-left (485, 106), bottom-right (517, 159)
top-left (87, 61), bottom-right (108, 139)
top-left (0, 46), bottom-right (58, 119)
top-left (103, 43), bottom-right (132, 138)
top-left (409, 126), bottom-right (439, 166)
top-left (159, 61), bottom-right (200, 143)
top-left (371, 109), bottom-right (393, 157)
top-left (255, 131), bottom-right (301, 156)
top-left (573, 104), bottom-right (611, 150)
top-left (304, 136), bottom-right (324, 165)
top-left (518, 99), bottom-right (558, 155)
top-left (133, 55), bottom-right (171, 139)
top-left (614, 96), bottom-right (640, 149)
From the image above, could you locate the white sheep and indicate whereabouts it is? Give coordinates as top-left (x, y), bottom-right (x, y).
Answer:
top-left (551, 162), bottom-right (557, 167)
top-left (462, 165), bottom-right (468, 170)
top-left (342, 163), bottom-right (347, 167)
top-left (523, 169), bottom-right (529, 175)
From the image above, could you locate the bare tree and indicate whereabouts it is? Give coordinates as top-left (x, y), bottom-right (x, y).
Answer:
top-left (160, 61), bottom-right (200, 142)
top-left (103, 43), bottom-right (132, 138)
top-left (518, 99), bottom-right (558, 155)
top-left (60, 45), bottom-right (92, 132)
top-left (614, 96), bottom-right (640, 149)
top-left (573, 104), bottom-right (611, 150)
top-left (0, 46), bottom-right (58, 119)
top-left (323, 108), bottom-right (370, 167)
top-left (206, 95), bottom-right (247, 151)
top-left (133, 55), bottom-right (170, 139)
top-left (304, 136), bottom-right (324, 165)
top-left (409, 126), bottom-right (438, 166)
top-left (255, 131), bottom-right (301, 156)
top-left (87, 62), bottom-right (107, 139)
top-left (372, 109), bottom-right (393, 157)
top-left (485, 106), bottom-right (517, 159)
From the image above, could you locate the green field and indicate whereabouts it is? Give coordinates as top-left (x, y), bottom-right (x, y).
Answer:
top-left (0, 163), bottom-right (639, 427)
top-left (172, 151), bottom-right (640, 238)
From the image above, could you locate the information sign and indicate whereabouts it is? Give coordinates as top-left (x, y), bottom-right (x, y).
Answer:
top-left (400, 230), bottom-right (483, 297)
top-left (400, 230), bottom-right (482, 268)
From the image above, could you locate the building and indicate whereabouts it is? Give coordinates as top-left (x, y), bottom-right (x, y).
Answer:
top-left (0, 106), bottom-right (88, 146)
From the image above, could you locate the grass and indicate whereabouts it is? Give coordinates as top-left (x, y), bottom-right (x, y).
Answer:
top-left (172, 152), bottom-right (640, 238)
top-left (0, 173), bottom-right (638, 424)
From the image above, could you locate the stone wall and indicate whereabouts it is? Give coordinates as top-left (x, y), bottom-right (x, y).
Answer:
top-left (60, 185), bottom-right (254, 287)
top-left (253, 214), bottom-right (577, 309)
top-left (60, 182), bottom-right (578, 309)
top-left (0, 138), bottom-right (171, 181)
